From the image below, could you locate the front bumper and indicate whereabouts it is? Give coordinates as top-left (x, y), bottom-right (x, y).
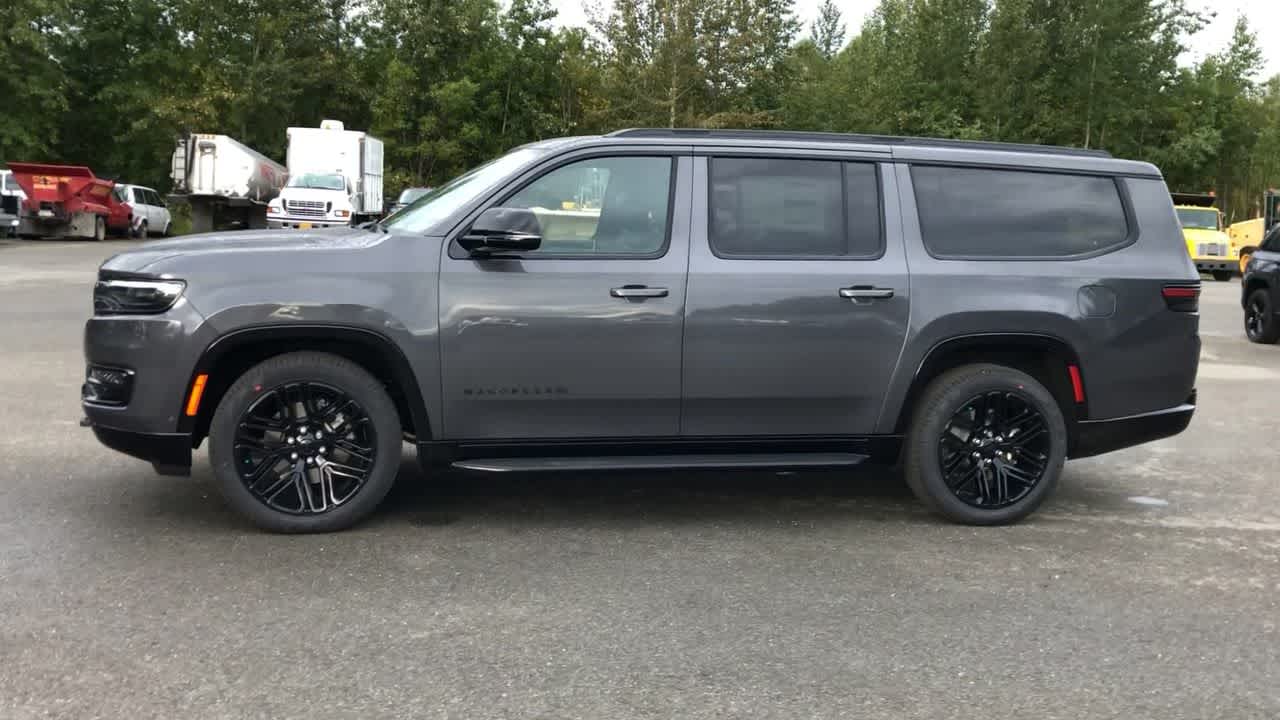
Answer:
top-left (1070, 392), bottom-right (1196, 459)
top-left (85, 420), bottom-right (192, 476)
top-left (1194, 259), bottom-right (1236, 273)
top-left (267, 215), bottom-right (350, 229)
top-left (83, 298), bottom-right (215, 475)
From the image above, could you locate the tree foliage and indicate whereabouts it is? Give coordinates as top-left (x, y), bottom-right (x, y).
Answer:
top-left (1, 0), bottom-right (1278, 221)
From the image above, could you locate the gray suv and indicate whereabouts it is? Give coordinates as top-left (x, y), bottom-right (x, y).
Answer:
top-left (83, 130), bottom-right (1200, 532)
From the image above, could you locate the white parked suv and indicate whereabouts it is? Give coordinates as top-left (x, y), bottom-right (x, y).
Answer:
top-left (113, 184), bottom-right (172, 238)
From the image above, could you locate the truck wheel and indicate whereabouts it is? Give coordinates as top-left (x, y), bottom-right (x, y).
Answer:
top-left (207, 352), bottom-right (404, 533)
top-left (904, 364), bottom-right (1067, 525)
top-left (1245, 289), bottom-right (1280, 344)
top-left (1212, 270), bottom-right (1233, 282)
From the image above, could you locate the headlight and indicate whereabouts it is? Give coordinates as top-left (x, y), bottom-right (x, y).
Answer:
top-left (267, 204), bottom-right (281, 214)
top-left (94, 278), bottom-right (186, 315)
top-left (334, 209), bottom-right (351, 218)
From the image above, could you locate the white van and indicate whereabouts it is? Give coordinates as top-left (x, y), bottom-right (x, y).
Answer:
top-left (113, 185), bottom-right (172, 238)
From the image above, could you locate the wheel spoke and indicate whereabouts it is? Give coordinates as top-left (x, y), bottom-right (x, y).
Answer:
top-left (233, 380), bottom-right (377, 516)
top-left (937, 389), bottom-right (1051, 510)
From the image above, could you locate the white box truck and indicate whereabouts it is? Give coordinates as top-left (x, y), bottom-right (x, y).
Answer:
top-left (170, 133), bottom-right (288, 233)
top-left (269, 120), bottom-right (384, 229)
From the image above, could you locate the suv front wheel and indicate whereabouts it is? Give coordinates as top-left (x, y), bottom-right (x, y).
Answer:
top-left (904, 364), bottom-right (1067, 525)
top-left (208, 352), bottom-right (403, 532)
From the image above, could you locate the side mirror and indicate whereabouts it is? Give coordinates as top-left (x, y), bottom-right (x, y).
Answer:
top-left (459, 207), bottom-right (542, 254)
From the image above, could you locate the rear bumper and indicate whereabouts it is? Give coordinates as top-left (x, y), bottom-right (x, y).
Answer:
top-left (1070, 392), bottom-right (1196, 459)
top-left (86, 421), bottom-right (192, 476)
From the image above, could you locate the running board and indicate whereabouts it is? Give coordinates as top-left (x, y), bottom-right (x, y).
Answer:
top-left (450, 452), bottom-right (868, 473)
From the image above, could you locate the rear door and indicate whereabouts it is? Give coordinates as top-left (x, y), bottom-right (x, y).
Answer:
top-left (681, 152), bottom-right (911, 436)
top-left (439, 149), bottom-right (693, 440)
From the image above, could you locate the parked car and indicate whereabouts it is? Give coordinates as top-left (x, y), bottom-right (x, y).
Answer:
top-left (114, 184), bottom-right (172, 238)
top-left (1242, 223), bottom-right (1280, 344)
top-left (82, 129), bottom-right (1200, 533)
top-left (388, 187), bottom-right (433, 215)
top-left (1, 168), bottom-right (25, 237)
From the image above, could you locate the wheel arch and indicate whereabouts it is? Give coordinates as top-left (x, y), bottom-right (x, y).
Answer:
top-left (892, 333), bottom-right (1085, 448)
top-left (178, 324), bottom-right (432, 446)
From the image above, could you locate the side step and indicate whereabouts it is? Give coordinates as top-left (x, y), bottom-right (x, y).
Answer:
top-left (451, 452), bottom-right (868, 473)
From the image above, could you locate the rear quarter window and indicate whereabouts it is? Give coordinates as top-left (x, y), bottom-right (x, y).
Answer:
top-left (911, 166), bottom-right (1130, 259)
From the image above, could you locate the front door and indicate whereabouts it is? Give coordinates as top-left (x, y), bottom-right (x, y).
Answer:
top-left (439, 152), bottom-right (692, 440)
top-left (681, 154), bottom-right (910, 436)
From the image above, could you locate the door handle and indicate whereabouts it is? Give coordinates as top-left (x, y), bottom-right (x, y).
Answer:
top-left (610, 286), bottom-right (669, 299)
top-left (839, 286), bottom-right (894, 300)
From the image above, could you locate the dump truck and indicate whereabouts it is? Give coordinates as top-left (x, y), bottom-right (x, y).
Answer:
top-left (1228, 189), bottom-right (1280, 275)
top-left (8, 163), bottom-right (129, 241)
top-left (170, 133), bottom-right (288, 233)
top-left (1171, 192), bottom-right (1235, 281)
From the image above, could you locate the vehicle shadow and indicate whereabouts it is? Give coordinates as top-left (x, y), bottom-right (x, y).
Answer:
top-left (375, 453), bottom-right (925, 530)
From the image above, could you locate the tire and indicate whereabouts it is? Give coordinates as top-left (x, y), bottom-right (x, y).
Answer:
top-left (136, 221), bottom-right (148, 240)
top-left (904, 364), bottom-right (1067, 525)
top-left (1245, 288), bottom-right (1280, 344)
top-left (208, 352), bottom-right (403, 533)
top-left (94, 216), bottom-right (106, 242)
top-left (161, 221), bottom-right (171, 237)
top-left (1212, 270), bottom-right (1233, 282)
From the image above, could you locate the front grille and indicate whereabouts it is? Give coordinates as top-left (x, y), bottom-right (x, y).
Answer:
top-left (287, 199), bottom-right (326, 210)
top-left (1198, 243), bottom-right (1226, 256)
top-left (287, 206), bottom-right (326, 218)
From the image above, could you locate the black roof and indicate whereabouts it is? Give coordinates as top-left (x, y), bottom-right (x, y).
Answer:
top-left (607, 128), bottom-right (1113, 159)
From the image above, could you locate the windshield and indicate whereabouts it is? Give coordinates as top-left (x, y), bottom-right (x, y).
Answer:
top-left (1176, 208), bottom-right (1219, 230)
top-left (398, 188), bottom-right (431, 204)
top-left (2, 173), bottom-right (17, 193)
top-left (383, 148), bottom-right (546, 234)
top-left (287, 173), bottom-right (346, 191)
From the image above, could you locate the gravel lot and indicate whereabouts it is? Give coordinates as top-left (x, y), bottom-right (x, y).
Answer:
top-left (1, 239), bottom-right (1277, 719)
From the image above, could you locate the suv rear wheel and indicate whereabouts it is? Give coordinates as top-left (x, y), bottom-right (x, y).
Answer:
top-left (904, 364), bottom-right (1067, 525)
top-left (208, 352), bottom-right (403, 532)
top-left (1245, 288), bottom-right (1279, 344)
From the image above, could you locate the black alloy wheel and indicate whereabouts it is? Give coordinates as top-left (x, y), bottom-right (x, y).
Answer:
top-left (233, 381), bottom-right (378, 515)
top-left (937, 390), bottom-right (1050, 509)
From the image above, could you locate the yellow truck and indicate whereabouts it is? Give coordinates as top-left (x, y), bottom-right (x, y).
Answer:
top-left (1227, 190), bottom-right (1280, 275)
top-left (1172, 193), bottom-right (1235, 281)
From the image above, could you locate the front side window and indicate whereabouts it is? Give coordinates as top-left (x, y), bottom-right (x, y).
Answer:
top-left (383, 147), bottom-right (548, 234)
top-left (132, 188), bottom-right (146, 204)
top-left (146, 190), bottom-right (163, 206)
top-left (498, 156), bottom-right (673, 256)
top-left (912, 166), bottom-right (1130, 258)
top-left (3, 173), bottom-right (18, 192)
top-left (708, 158), bottom-right (882, 258)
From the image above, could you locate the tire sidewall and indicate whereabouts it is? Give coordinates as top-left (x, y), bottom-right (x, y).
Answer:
top-left (906, 365), bottom-right (1067, 525)
top-left (208, 353), bottom-right (403, 533)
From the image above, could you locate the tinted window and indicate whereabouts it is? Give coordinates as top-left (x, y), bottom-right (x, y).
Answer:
top-left (146, 190), bottom-right (163, 206)
top-left (709, 158), bottom-right (882, 258)
top-left (912, 166), bottom-right (1130, 258)
top-left (500, 156), bottom-right (673, 256)
top-left (1263, 226), bottom-right (1280, 252)
top-left (132, 188), bottom-right (146, 203)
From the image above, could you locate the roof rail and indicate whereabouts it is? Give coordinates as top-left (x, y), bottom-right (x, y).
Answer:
top-left (606, 128), bottom-right (1113, 159)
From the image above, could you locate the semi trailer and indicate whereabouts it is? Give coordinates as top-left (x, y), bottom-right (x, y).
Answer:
top-left (170, 133), bottom-right (288, 233)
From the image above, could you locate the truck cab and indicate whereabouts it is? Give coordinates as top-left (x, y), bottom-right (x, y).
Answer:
top-left (1172, 193), bottom-right (1235, 281)
top-left (268, 172), bottom-right (356, 229)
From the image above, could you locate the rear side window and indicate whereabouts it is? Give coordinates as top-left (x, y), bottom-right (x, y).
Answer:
top-left (709, 158), bottom-right (882, 258)
top-left (911, 166), bottom-right (1130, 258)
top-left (132, 188), bottom-right (146, 204)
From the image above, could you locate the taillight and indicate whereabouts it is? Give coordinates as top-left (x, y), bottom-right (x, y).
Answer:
top-left (1162, 283), bottom-right (1200, 312)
